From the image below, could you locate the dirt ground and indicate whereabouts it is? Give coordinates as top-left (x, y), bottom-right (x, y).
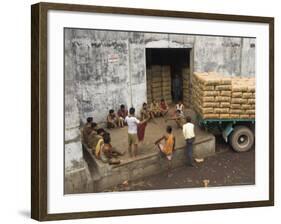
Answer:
top-left (103, 136), bottom-right (255, 192)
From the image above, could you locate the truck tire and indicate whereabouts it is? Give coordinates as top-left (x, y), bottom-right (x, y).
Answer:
top-left (230, 126), bottom-right (254, 152)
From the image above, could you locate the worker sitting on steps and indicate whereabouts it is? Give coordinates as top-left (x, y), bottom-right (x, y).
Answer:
top-left (107, 109), bottom-right (123, 128)
top-left (95, 132), bottom-right (122, 165)
top-left (81, 117), bottom-right (95, 145)
top-left (159, 98), bottom-right (169, 117)
top-left (150, 99), bottom-right (161, 118)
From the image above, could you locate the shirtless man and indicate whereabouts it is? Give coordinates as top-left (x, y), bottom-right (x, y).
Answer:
top-left (159, 98), bottom-right (169, 116)
top-left (107, 109), bottom-right (122, 128)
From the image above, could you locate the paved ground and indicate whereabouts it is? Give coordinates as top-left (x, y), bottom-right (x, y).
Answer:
top-left (106, 107), bottom-right (211, 162)
top-left (103, 136), bottom-right (255, 192)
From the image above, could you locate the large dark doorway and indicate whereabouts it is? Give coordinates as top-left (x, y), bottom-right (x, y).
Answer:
top-left (145, 48), bottom-right (191, 105)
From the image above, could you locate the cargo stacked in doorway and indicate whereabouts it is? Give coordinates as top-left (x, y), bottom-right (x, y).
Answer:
top-left (182, 67), bottom-right (191, 107)
top-left (146, 65), bottom-right (172, 105)
top-left (192, 72), bottom-right (255, 119)
top-left (161, 65), bottom-right (172, 104)
top-left (151, 65), bottom-right (162, 102)
top-left (146, 68), bottom-right (152, 105)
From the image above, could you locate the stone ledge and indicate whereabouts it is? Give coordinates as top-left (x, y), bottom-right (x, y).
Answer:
top-left (82, 132), bottom-right (215, 192)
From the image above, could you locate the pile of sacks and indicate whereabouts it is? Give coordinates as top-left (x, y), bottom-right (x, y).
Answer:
top-left (147, 65), bottom-right (172, 104)
top-left (182, 67), bottom-right (191, 106)
top-left (192, 72), bottom-right (255, 119)
top-left (161, 65), bottom-right (172, 104)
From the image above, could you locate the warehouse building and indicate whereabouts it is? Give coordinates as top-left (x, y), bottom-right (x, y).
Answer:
top-left (64, 29), bottom-right (255, 193)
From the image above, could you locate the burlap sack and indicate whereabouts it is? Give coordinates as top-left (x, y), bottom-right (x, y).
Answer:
top-left (231, 104), bottom-right (241, 109)
top-left (151, 65), bottom-right (162, 72)
top-left (200, 107), bottom-right (214, 114)
top-left (202, 96), bottom-right (215, 102)
top-left (215, 85), bottom-right (232, 91)
top-left (220, 114), bottom-right (230, 119)
top-left (152, 86), bottom-right (162, 92)
top-left (215, 96), bottom-right (231, 102)
top-left (152, 93), bottom-right (162, 99)
top-left (220, 102), bottom-right (231, 108)
top-left (162, 85), bottom-right (171, 90)
top-left (248, 99), bottom-right (255, 104)
top-left (152, 91), bottom-right (162, 97)
top-left (201, 114), bottom-right (220, 119)
top-left (162, 79), bottom-right (171, 84)
top-left (162, 90), bottom-right (171, 96)
top-left (151, 77), bottom-right (162, 82)
top-left (198, 85), bottom-right (215, 91)
top-left (241, 104), bottom-right (252, 110)
top-left (229, 114), bottom-right (240, 118)
top-left (200, 91), bottom-right (219, 96)
top-left (162, 65), bottom-right (170, 72)
top-left (151, 82), bottom-right (162, 88)
top-left (201, 102), bottom-right (220, 107)
top-left (240, 114), bottom-right (251, 119)
top-left (232, 92), bottom-right (242, 98)
top-left (246, 110), bottom-right (255, 115)
top-left (230, 109), bottom-right (242, 114)
top-left (214, 108), bottom-right (229, 113)
top-left (220, 91), bottom-right (231, 96)
top-left (247, 86), bottom-right (255, 92)
top-left (232, 85), bottom-right (248, 92)
top-left (242, 92), bottom-right (253, 99)
top-left (231, 98), bottom-right (248, 104)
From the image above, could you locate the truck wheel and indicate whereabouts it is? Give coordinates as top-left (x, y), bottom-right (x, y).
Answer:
top-left (230, 126), bottom-right (254, 152)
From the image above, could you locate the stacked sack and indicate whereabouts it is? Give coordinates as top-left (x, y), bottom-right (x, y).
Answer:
top-left (192, 72), bottom-right (255, 119)
top-left (150, 65), bottom-right (163, 102)
top-left (192, 72), bottom-right (232, 119)
top-left (146, 65), bottom-right (173, 104)
top-left (182, 67), bottom-right (191, 106)
top-left (146, 67), bottom-right (153, 105)
top-left (230, 77), bottom-right (255, 119)
top-left (161, 65), bottom-right (172, 104)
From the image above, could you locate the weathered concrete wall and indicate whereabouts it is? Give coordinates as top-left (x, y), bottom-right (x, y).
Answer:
top-left (193, 36), bottom-right (255, 76)
top-left (65, 29), bottom-right (255, 124)
top-left (64, 29), bottom-right (93, 193)
top-left (64, 29), bottom-right (255, 193)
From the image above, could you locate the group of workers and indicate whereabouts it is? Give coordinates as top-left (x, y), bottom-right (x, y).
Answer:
top-left (106, 99), bottom-right (172, 129)
top-left (81, 100), bottom-right (196, 176)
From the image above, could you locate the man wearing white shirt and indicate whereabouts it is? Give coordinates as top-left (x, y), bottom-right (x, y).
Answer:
top-left (182, 116), bottom-right (196, 167)
top-left (125, 107), bottom-right (148, 158)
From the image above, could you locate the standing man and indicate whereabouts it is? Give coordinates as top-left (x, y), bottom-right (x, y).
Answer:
top-left (172, 73), bottom-right (182, 102)
top-left (154, 125), bottom-right (176, 177)
top-left (125, 107), bottom-right (148, 158)
top-left (182, 116), bottom-right (195, 167)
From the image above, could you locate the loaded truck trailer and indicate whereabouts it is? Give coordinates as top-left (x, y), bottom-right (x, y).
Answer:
top-left (198, 116), bottom-right (255, 152)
